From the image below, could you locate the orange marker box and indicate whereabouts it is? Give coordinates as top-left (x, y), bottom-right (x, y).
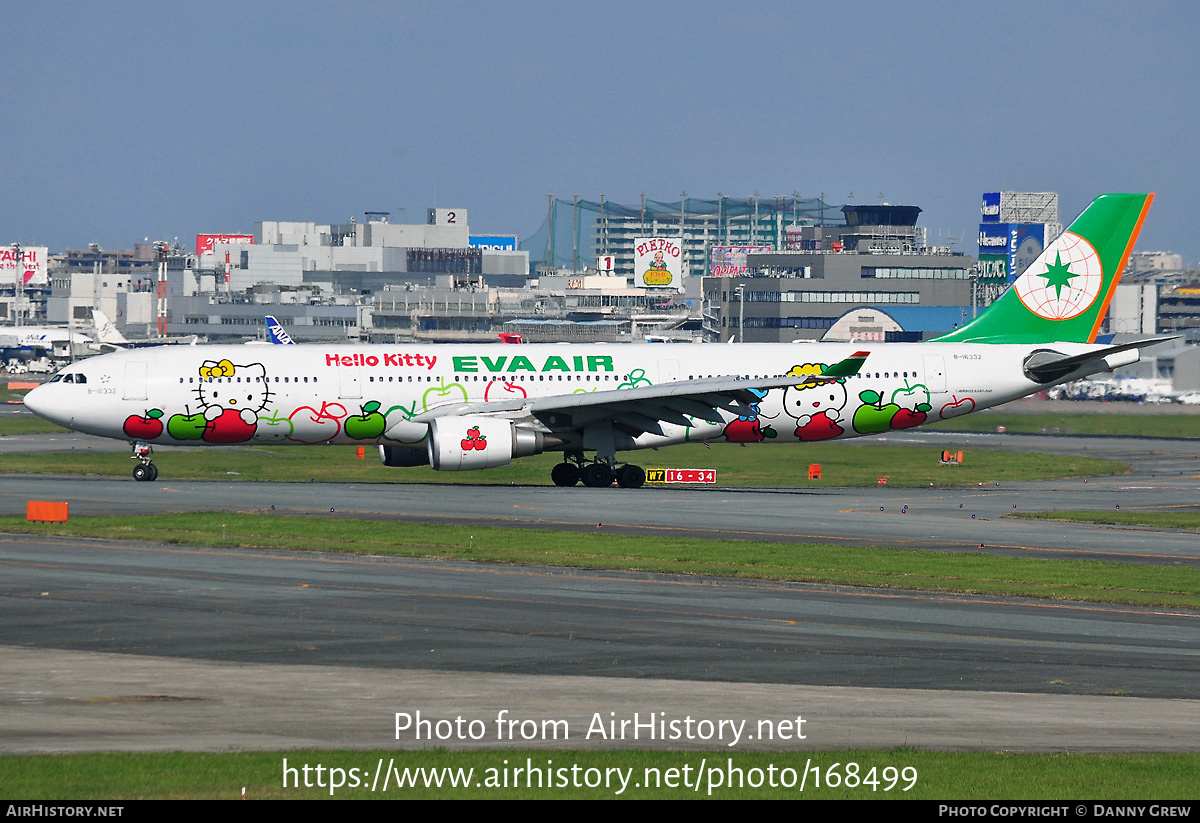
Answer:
top-left (27, 501), bottom-right (69, 522)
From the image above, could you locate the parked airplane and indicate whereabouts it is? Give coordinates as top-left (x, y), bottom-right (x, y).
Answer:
top-left (25, 194), bottom-right (1160, 487)
top-left (0, 325), bottom-right (91, 358)
top-left (89, 308), bottom-right (201, 350)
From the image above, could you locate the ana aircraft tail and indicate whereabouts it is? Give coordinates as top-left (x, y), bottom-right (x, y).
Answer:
top-left (933, 193), bottom-right (1153, 344)
top-left (265, 315), bottom-right (295, 345)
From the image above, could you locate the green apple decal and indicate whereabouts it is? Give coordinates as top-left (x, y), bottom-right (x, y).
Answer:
top-left (852, 389), bottom-right (901, 434)
top-left (889, 380), bottom-right (932, 429)
top-left (683, 413), bottom-right (724, 441)
top-left (382, 402), bottom-right (428, 444)
top-left (386, 401), bottom-right (418, 422)
top-left (254, 409), bottom-right (294, 442)
top-left (167, 406), bottom-right (206, 440)
top-left (345, 401), bottom-right (387, 440)
top-left (890, 381), bottom-right (930, 410)
top-left (421, 378), bottom-right (468, 412)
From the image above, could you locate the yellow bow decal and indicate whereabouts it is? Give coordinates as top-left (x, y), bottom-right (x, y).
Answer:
top-left (199, 359), bottom-right (236, 379)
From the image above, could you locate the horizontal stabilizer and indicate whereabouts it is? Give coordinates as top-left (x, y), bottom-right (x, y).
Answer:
top-left (1022, 337), bottom-right (1175, 384)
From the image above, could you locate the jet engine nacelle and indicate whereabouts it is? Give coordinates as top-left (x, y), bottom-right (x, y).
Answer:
top-left (378, 445), bottom-right (431, 468)
top-left (428, 415), bottom-right (543, 471)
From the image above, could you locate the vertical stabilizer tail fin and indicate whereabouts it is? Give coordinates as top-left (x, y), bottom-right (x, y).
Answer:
top-left (91, 309), bottom-right (130, 345)
top-left (265, 315), bottom-right (295, 345)
top-left (933, 193), bottom-right (1153, 344)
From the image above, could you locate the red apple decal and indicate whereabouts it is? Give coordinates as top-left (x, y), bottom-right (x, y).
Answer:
top-left (939, 395), bottom-right (976, 419)
top-left (890, 408), bottom-right (928, 429)
top-left (288, 402), bottom-right (348, 443)
top-left (123, 409), bottom-right (164, 440)
top-left (461, 426), bottom-right (487, 450)
top-left (723, 418), bottom-right (777, 443)
top-left (723, 418), bottom-right (762, 442)
top-left (484, 379), bottom-right (527, 402)
top-left (203, 408), bottom-right (257, 443)
top-left (796, 412), bottom-right (844, 441)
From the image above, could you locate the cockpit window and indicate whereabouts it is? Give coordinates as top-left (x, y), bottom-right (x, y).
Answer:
top-left (49, 374), bottom-right (64, 383)
top-left (75, 374), bottom-right (87, 384)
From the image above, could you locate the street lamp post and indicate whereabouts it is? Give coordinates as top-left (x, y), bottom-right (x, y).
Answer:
top-left (735, 283), bottom-right (744, 343)
top-left (10, 243), bottom-right (23, 327)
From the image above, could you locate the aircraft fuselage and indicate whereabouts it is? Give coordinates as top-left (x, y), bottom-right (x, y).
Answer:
top-left (26, 341), bottom-right (1080, 450)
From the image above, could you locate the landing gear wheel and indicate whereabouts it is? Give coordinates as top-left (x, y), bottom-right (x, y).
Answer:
top-left (130, 441), bottom-right (155, 482)
top-left (551, 462), bottom-right (580, 487)
top-left (616, 464), bottom-right (646, 489)
top-left (581, 463), bottom-right (615, 488)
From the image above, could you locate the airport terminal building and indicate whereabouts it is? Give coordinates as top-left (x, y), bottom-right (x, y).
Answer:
top-left (701, 205), bottom-right (976, 343)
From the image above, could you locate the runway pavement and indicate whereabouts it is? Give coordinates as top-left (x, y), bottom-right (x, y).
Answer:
top-left (3, 535), bottom-right (1198, 754)
top-left (1, 430), bottom-right (1198, 754)
top-left (0, 439), bottom-right (1197, 566)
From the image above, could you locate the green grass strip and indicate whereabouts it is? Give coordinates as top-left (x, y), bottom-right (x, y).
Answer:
top-left (2, 749), bottom-right (1197, 799)
top-left (4, 512), bottom-right (1199, 608)
top-left (0, 415), bottom-right (66, 436)
top-left (1014, 510), bottom-right (1200, 529)
top-left (0, 441), bottom-right (1127, 487)
top-left (933, 411), bottom-right (1200, 439)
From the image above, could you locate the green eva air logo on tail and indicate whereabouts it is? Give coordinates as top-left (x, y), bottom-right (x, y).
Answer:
top-left (933, 193), bottom-right (1154, 344)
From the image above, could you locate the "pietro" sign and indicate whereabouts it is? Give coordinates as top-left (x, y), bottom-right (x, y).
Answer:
top-left (634, 237), bottom-right (683, 289)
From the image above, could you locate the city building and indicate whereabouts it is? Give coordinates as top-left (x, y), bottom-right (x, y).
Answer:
top-left (530, 195), bottom-right (841, 283)
top-left (977, 191), bottom-right (1062, 293)
top-left (702, 205), bottom-right (976, 343)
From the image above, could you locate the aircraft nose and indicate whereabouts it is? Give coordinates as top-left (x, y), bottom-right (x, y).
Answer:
top-left (22, 382), bottom-right (71, 427)
top-left (22, 384), bottom-right (49, 418)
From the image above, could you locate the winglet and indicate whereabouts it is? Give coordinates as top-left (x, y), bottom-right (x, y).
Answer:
top-left (820, 350), bottom-right (870, 378)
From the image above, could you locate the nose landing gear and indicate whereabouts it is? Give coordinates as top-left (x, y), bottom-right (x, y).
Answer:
top-left (131, 441), bottom-right (158, 481)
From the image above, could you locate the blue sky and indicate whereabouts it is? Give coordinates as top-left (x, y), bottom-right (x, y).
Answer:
top-left (3, 1), bottom-right (1197, 262)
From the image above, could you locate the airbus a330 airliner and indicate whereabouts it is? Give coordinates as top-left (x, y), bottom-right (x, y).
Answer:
top-left (24, 194), bottom-right (1160, 488)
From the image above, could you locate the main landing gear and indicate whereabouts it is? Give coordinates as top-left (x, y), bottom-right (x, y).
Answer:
top-left (550, 455), bottom-right (646, 489)
top-left (131, 441), bottom-right (159, 482)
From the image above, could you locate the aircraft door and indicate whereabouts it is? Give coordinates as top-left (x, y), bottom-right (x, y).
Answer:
top-left (922, 355), bottom-right (946, 393)
top-left (657, 359), bottom-right (680, 382)
top-left (123, 361), bottom-right (148, 401)
top-left (339, 363), bottom-right (362, 400)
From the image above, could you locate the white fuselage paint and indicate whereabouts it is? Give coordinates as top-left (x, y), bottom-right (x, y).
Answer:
top-left (24, 342), bottom-right (1094, 453)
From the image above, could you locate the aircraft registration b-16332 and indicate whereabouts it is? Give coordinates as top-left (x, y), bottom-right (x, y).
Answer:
top-left (25, 194), bottom-right (1162, 488)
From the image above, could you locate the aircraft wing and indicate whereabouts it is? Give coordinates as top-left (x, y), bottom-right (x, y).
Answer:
top-left (411, 351), bottom-right (869, 437)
